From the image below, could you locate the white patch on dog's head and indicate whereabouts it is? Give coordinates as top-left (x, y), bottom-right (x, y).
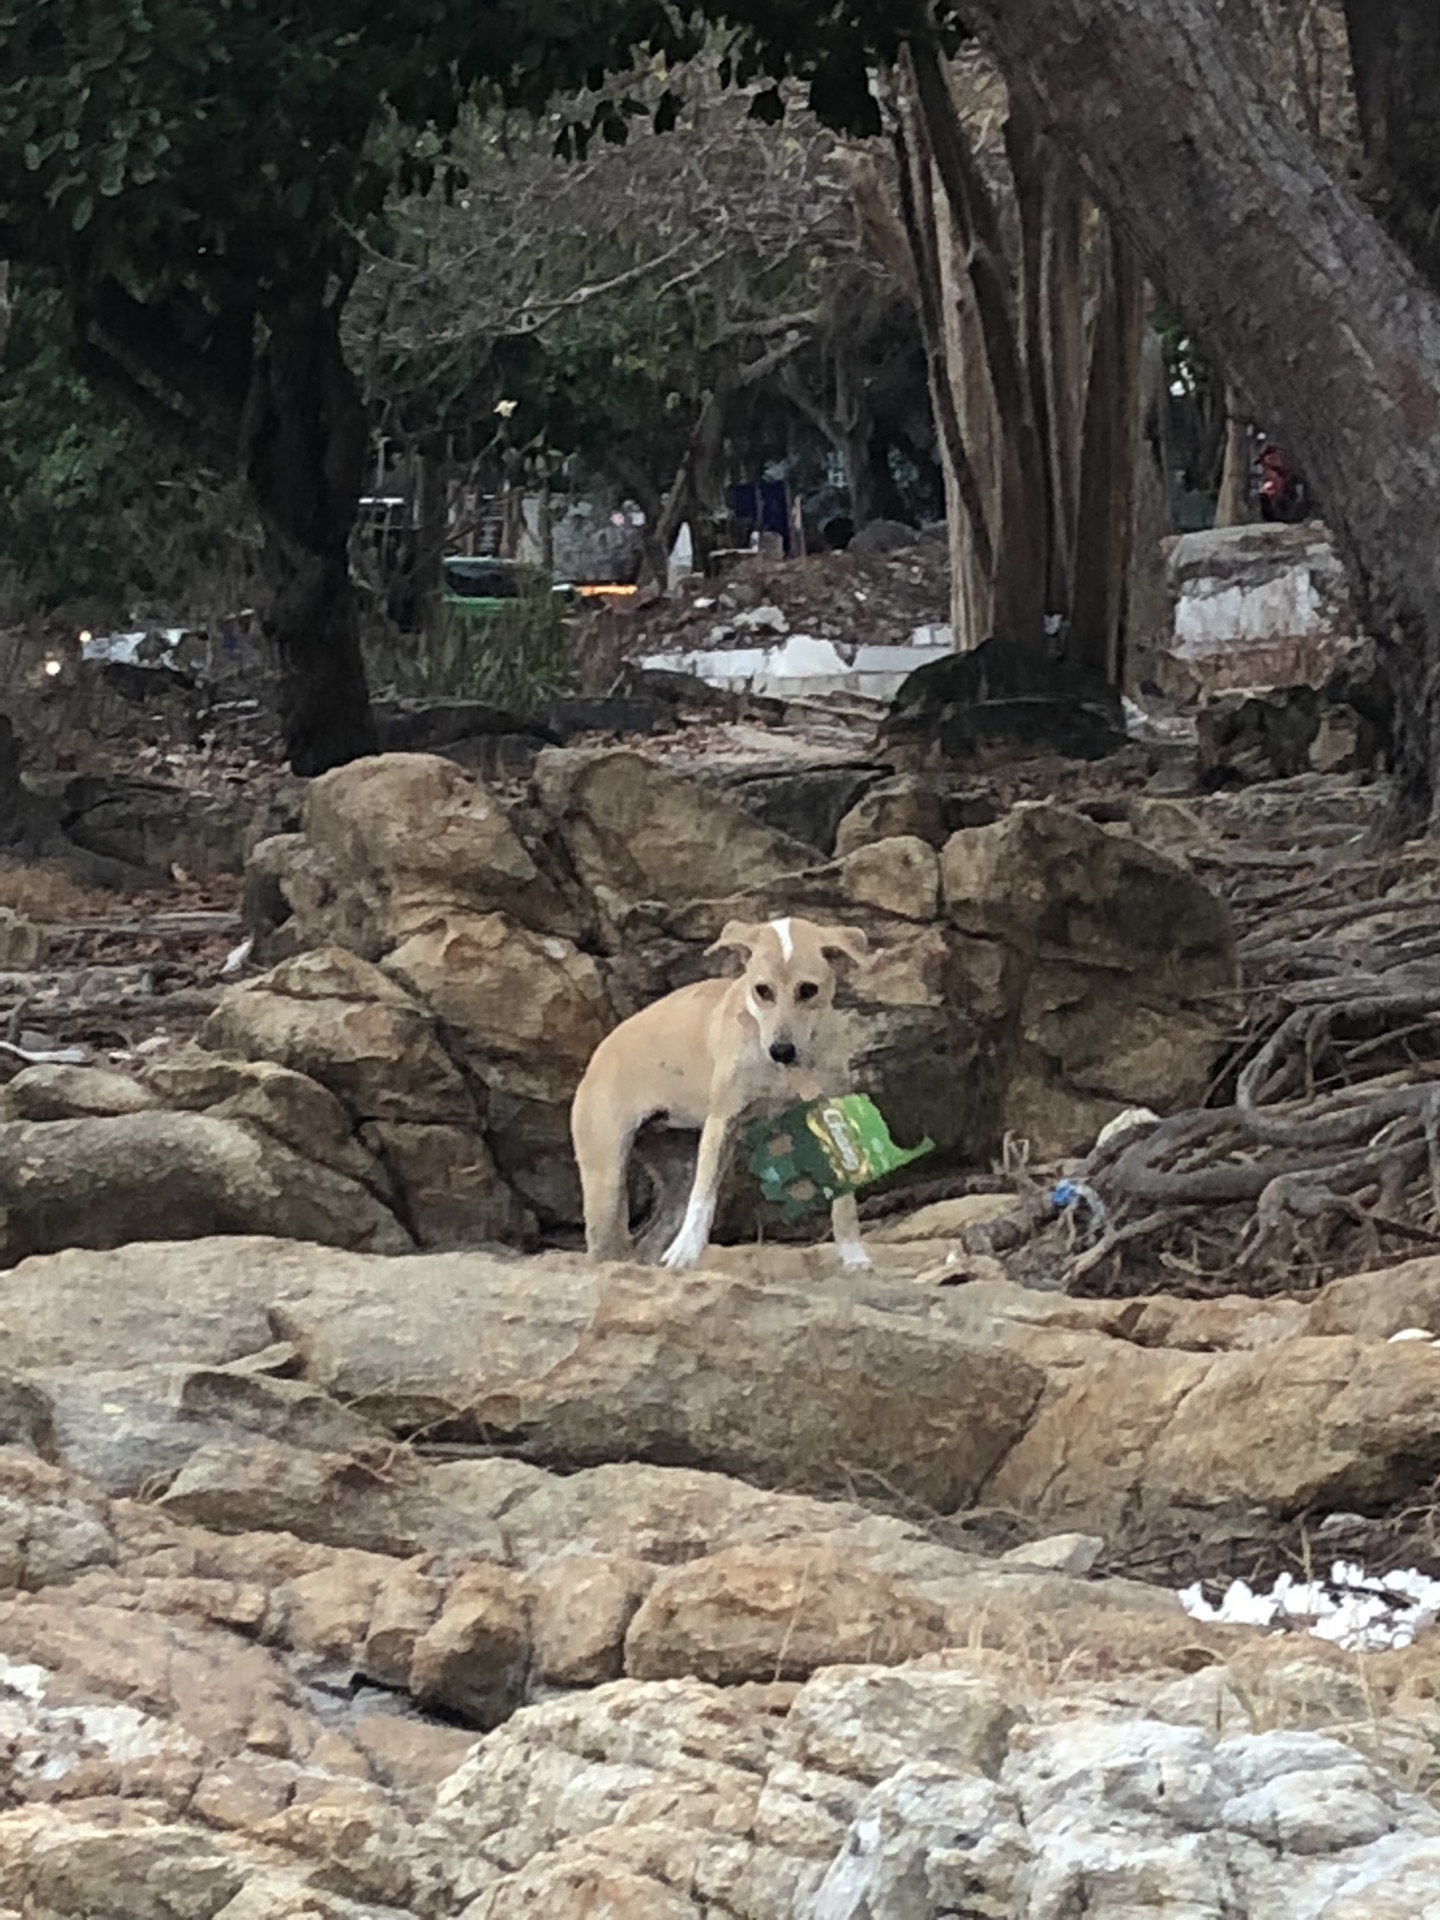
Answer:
top-left (770, 916), bottom-right (794, 961)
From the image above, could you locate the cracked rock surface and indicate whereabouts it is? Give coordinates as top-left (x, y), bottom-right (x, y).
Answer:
top-left (3, 1234), bottom-right (1440, 1913)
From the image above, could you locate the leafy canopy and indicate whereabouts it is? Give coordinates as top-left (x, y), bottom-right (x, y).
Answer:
top-left (0, 0), bottom-right (708, 264)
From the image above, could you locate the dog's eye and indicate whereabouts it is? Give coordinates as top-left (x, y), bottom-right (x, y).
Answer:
top-left (754, 983), bottom-right (776, 1004)
top-left (795, 982), bottom-right (819, 1002)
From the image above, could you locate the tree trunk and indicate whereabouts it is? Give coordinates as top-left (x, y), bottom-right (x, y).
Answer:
top-left (1070, 225), bottom-right (1146, 683)
top-left (905, 35), bottom-right (1050, 645)
top-left (1344, 1), bottom-right (1440, 293)
top-left (891, 36), bottom-right (1145, 670)
top-left (1214, 393), bottom-right (1252, 526)
top-left (243, 290), bottom-right (376, 776)
top-left (959, 0), bottom-right (1440, 832)
top-left (415, 448), bottom-right (447, 630)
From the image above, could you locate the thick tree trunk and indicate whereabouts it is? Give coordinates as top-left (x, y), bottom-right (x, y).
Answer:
top-left (1344, 1), bottom-right (1440, 293)
top-left (1070, 226), bottom-right (1146, 683)
top-left (892, 37), bottom-right (1144, 671)
top-left (960, 0), bottom-right (1440, 832)
top-left (906, 35), bottom-right (1050, 645)
top-left (243, 291), bottom-right (376, 776)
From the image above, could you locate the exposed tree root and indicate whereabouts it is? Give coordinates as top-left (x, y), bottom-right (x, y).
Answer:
top-left (971, 827), bottom-right (1440, 1298)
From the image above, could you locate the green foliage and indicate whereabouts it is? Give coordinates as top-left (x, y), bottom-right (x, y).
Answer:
top-left (0, 1), bottom-right (701, 278)
top-left (0, 0), bottom-right (712, 475)
top-left (0, 0), bottom-right (938, 735)
top-left (0, 273), bottom-right (257, 611)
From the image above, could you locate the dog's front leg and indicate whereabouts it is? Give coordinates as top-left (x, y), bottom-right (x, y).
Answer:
top-left (660, 1109), bottom-right (737, 1271)
top-left (790, 1070), bottom-right (872, 1271)
top-left (830, 1191), bottom-right (872, 1269)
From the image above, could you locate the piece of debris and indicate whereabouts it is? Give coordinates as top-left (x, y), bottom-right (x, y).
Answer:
top-left (219, 934), bottom-right (254, 978)
top-left (1179, 1559), bottom-right (1440, 1651)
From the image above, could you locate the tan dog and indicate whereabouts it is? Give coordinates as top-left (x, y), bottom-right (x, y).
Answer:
top-left (571, 916), bottom-right (871, 1270)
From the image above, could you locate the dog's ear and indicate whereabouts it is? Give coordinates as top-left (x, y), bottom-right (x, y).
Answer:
top-left (818, 924), bottom-right (869, 971)
top-left (706, 919), bottom-right (760, 961)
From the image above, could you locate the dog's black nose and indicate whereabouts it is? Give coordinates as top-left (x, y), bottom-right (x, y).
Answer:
top-left (769, 1039), bottom-right (798, 1065)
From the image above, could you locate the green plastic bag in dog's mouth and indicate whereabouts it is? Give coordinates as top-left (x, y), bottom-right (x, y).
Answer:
top-left (744, 1094), bottom-right (934, 1220)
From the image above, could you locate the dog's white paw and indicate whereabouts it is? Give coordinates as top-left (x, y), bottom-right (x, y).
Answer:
top-left (837, 1241), bottom-right (873, 1271)
top-left (661, 1227), bottom-right (705, 1271)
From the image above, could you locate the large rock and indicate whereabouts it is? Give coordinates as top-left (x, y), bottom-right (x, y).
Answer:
top-left (27, 1237), bottom-right (1440, 1570)
top-left (0, 1112), bottom-right (411, 1266)
top-left (623, 1541), bottom-right (949, 1683)
top-left (383, 911), bottom-right (612, 1104)
top-left (833, 774), bottom-right (999, 856)
top-left (53, 772), bottom-right (293, 880)
top-left (250, 751), bottom-right (579, 960)
top-left (0, 1063), bottom-right (160, 1122)
top-left (531, 748), bottom-right (817, 938)
top-left (1164, 521), bottom-right (1360, 694)
top-left (941, 802), bottom-right (1236, 1152)
top-left (696, 761), bottom-right (888, 855)
top-left (419, 1661), bottom-right (1440, 1919)
top-left (0, 1238), bottom-right (1042, 1515)
top-left (359, 1120), bottom-right (535, 1250)
top-left (145, 1045), bottom-right (388, 1194)
top-left (276, 1261), bottom-right (1045, 1514)
top-left (985, 1315), bottom-right (1440, 1558)
top-left (202, 946), bottom-right (475, 1124)
top-left (378, 910), bottom-right (612, 1229)
top-left (880, 634), bottom-right (1128, 769)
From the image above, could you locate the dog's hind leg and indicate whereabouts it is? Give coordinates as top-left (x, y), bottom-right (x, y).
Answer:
top-left (631, 1125), bottom-right (697, 1265)
top-left (571, 1087), bottom-right (636, 1264)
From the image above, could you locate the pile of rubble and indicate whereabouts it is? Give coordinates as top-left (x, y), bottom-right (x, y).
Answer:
top-left (590, 526), bottom-right (953, 704)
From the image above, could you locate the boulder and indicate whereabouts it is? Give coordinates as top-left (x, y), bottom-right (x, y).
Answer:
top-left (0, 1063), bottom-right (159, 1122)
top-left (145, 1046), bottom-right (387, 1194)
top-left (418, 1659), bottom-right (1440, 1920)
top-left (383, 911), bottom-right (612, 1104)
top-left (247, 754), bottom-right (579, 964)
top-left (697, 761), bottom-right (888, 855)
top-left (624, 1542), bottom-right (949, 1683)
top-left (1196, 684), bottom-right (1322, 785)
top-left (833, 774), bottom-right (999, 856)
top-left (987, 1326), bottom-right (1440, 1554)
top-left (409, 1562), bottom-right (534, 1728)
top-left (941, 803), bottom-right (1235, 1152)
top-left (880, 633), bottom-right (1128, 768)
top-left (54, 773), bottom-right (293, 880)
top-left (531, 748), bottom-right (816, 938)
top-left (360, 1120), bottom-right (535, 1249)
top-left (0, 1238), bottom-right (1044, 1516)
top-left (1164, 521), bottom-right (1360, 693)
top-left (839, 835), bottom-right (940, 921)
top-left (0, 1112), bottom-right (411, 1266)
top-left (202, 947), bottom-right (475, 1125)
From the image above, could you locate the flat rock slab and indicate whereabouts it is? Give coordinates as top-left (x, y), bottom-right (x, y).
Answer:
top-left (0, 1238), bottom-right (1042, 1514)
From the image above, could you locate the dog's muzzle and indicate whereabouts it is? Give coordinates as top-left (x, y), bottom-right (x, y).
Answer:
top-left (769, 1039), bottom-right (798, 1065)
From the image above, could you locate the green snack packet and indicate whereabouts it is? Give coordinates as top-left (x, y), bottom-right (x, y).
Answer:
top-left (744, 1094), bottom-right (934, 1220)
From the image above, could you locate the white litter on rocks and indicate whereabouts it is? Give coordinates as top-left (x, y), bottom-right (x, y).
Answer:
top-left (640, 629), bottom-right (953, 701)
top-left (1179, 1559), bottom-right (1440, 1651)
top-left (218, 933), bottom-right (254, 978)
